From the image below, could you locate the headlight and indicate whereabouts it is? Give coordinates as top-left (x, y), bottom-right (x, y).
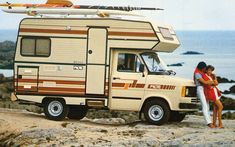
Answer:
top-left (181, 86), bottom-right (197, 97)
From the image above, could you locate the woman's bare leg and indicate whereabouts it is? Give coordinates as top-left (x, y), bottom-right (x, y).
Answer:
top-left (213, 103), bottom-right (218, 127)
top-left (214, 100), bottom-right (224, 128)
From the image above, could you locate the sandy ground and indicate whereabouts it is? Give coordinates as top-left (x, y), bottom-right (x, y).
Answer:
top-left (0, 108), bottom-right (235, 147)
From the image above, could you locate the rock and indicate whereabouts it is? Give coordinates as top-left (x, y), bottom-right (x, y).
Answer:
top-left (86, 109), bottom-right (139, 123)
top-left (6, 128), bottom-right (75, 146)
top-left (181, 51), bottom-right (204, 55)
top-left (222, 111), bottom-right (235, 120)
top-left (229, 85), bottom-right (235, 94)
top-left (217, 76), bottom-right (235, 83)
top-left (220, 85), bottom-right (235, 94)
top-left (92, 118), bottom-right (125, 125)
top-left (0, 74), bottom-right (4, 81)
top-left (223, 90), bottom-right (230, 94)
top-left (162, 140), bottom-right (182, 147)
top-left (220, 96), bottom-right (235, 110)
top-left (167, 62), bottom-right (184, 67)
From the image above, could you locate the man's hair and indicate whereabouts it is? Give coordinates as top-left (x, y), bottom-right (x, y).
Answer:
top-left (197, 61), bottom-right (207, 70)
top-left (206, 65), bottom-right (215, 71)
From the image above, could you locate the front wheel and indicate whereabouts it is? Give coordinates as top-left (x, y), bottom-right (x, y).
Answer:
top-left (143, 100), bottom-right (170, 125)
top-left (44, 99), bottom-right (69, 121)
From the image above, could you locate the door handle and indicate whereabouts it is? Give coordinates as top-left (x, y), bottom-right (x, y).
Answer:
top-left (113, 77), bottom-right (121, 80)
top-left (18, 75), bottom-right (22, 79)
top-left (88, 50), bottom-right (93, 54)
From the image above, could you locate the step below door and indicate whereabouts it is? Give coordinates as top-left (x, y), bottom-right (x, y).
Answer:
top-left (86, 28), bottom-right (108, 95)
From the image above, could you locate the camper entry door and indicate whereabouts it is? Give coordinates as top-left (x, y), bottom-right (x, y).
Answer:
top-left (85, 28), bottom-right (108, 95)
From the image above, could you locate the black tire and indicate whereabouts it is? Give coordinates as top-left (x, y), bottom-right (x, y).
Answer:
top-left (143, 100), bottom-right (170, 125)
top-left (67, 105), bottom-right (88, 120)
top-left (169, 111), bottom-right (186, 122)
top-left (43, 99), bottom-right (69, 121)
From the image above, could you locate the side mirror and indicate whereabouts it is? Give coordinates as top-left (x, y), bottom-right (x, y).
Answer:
top-left (139, 64), bottom-right (145, 72)
top-left (168, 70), bottom-right (176, 75)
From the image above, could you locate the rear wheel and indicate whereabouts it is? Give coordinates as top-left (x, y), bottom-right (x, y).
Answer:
top-left (44, 99), bottom-right (68, 121)
top-left (169, 111), bottom-right (186, 122)
top-left (143, 100), bottom-right (170, 125)
top-left (67, 105), bottom-right (88, 120)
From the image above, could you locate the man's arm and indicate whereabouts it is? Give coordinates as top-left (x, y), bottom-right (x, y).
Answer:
top-left (198, 78), bottom-right (214, 85)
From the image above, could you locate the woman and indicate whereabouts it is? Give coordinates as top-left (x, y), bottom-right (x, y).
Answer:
top-left (204, 65), bottom-right (224, 128)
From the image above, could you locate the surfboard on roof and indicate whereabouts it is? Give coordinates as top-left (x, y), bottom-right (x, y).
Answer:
top-left (0, 0), bottom-right (163, 17)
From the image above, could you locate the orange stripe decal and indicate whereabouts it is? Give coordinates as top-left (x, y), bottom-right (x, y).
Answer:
top-left (136, 84), bottom-right (145, 88)
top-left (148, 84), bottom-right (176, 90)
top-left (20, 28), bottom-right (87, 35)
top-left (132, 80), bottom-right (138, 88)
top-left (112, 83), bottom-right (125, 87)
top-left (108, 31), bottom-right (156, 37)
top-left (20, 28), bottom-right (156, 38)
top-left (17, 86), bottom-right (85, 93)
top-left (17, 79), bottom-right (86, 85)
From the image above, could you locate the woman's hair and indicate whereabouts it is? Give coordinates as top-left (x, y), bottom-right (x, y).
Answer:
top-left (206, 65), bottom-right (215, 71)
top-left (197, 61), bottom-right (207, 70)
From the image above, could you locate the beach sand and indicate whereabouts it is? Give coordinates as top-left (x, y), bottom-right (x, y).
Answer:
top-left (0, 108), bottom-right (234, 147)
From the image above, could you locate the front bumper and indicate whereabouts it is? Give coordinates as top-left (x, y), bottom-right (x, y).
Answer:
top-left (179, 103), bottom-right (200, 109)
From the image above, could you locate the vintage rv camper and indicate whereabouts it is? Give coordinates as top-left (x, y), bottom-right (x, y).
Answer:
top-left (11, 18), bottom-right (198, 125)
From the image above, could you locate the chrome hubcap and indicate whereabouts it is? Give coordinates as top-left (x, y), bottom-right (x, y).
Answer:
top-left (48, 101), bottom-right (63, 117)
top-left (148, 105), bottom-right (164, 121)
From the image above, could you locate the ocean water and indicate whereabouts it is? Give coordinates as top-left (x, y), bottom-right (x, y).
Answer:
top-left (159, 31), bottom-right (235, 81)
top-left (0, 69), bottom-right (13, 77)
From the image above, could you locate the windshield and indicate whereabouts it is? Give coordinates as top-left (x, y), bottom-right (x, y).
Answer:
top-left (141, 52), bottom-right (169, 74)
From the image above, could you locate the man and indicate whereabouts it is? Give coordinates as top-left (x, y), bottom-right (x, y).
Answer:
top-left (194, 62), bottom-right (215, 128)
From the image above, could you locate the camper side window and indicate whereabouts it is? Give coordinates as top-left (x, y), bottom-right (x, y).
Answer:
top-left (21, 38), bottom-right (51, 57)
top-left (117, 53), bottom-right (141, 72)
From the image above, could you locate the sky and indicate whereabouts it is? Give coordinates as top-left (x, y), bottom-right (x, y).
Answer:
top-left (0, 0), bottom-right (235, 30)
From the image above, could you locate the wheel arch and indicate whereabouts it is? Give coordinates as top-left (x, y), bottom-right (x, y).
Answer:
top-left (42, 97), bottom-right (66, 105)
top-left (140, 96), bottom-right (172, 113)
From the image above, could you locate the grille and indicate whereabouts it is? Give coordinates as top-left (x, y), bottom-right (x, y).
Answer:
top-left (191, 98), bottom-right (200, 103)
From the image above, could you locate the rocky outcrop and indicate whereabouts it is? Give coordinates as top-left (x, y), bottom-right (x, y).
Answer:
top-left (217, 76), bottom-right (235, 83)
top-left (0, 41), bottom-right (15, 69)
top-left (220, 96), bottom-right (235, 110)
top-left (167, 62), bottom-right (184, 67)
top-left (181, 51), bottom-right (204, 55)
top-left (221, 84), bottom-right (235, 94)
top-left (209, 96), bottom-right (235, 110)
top-left (222, 111), bottom-right (235, 120)
top-left (229, 85), bottom-right (235, 94)
top-left (0, 76), bottom-right (13, 100)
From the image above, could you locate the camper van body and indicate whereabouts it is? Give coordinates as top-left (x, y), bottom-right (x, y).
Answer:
top-left (12, 18), bottom-right (199, 125)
